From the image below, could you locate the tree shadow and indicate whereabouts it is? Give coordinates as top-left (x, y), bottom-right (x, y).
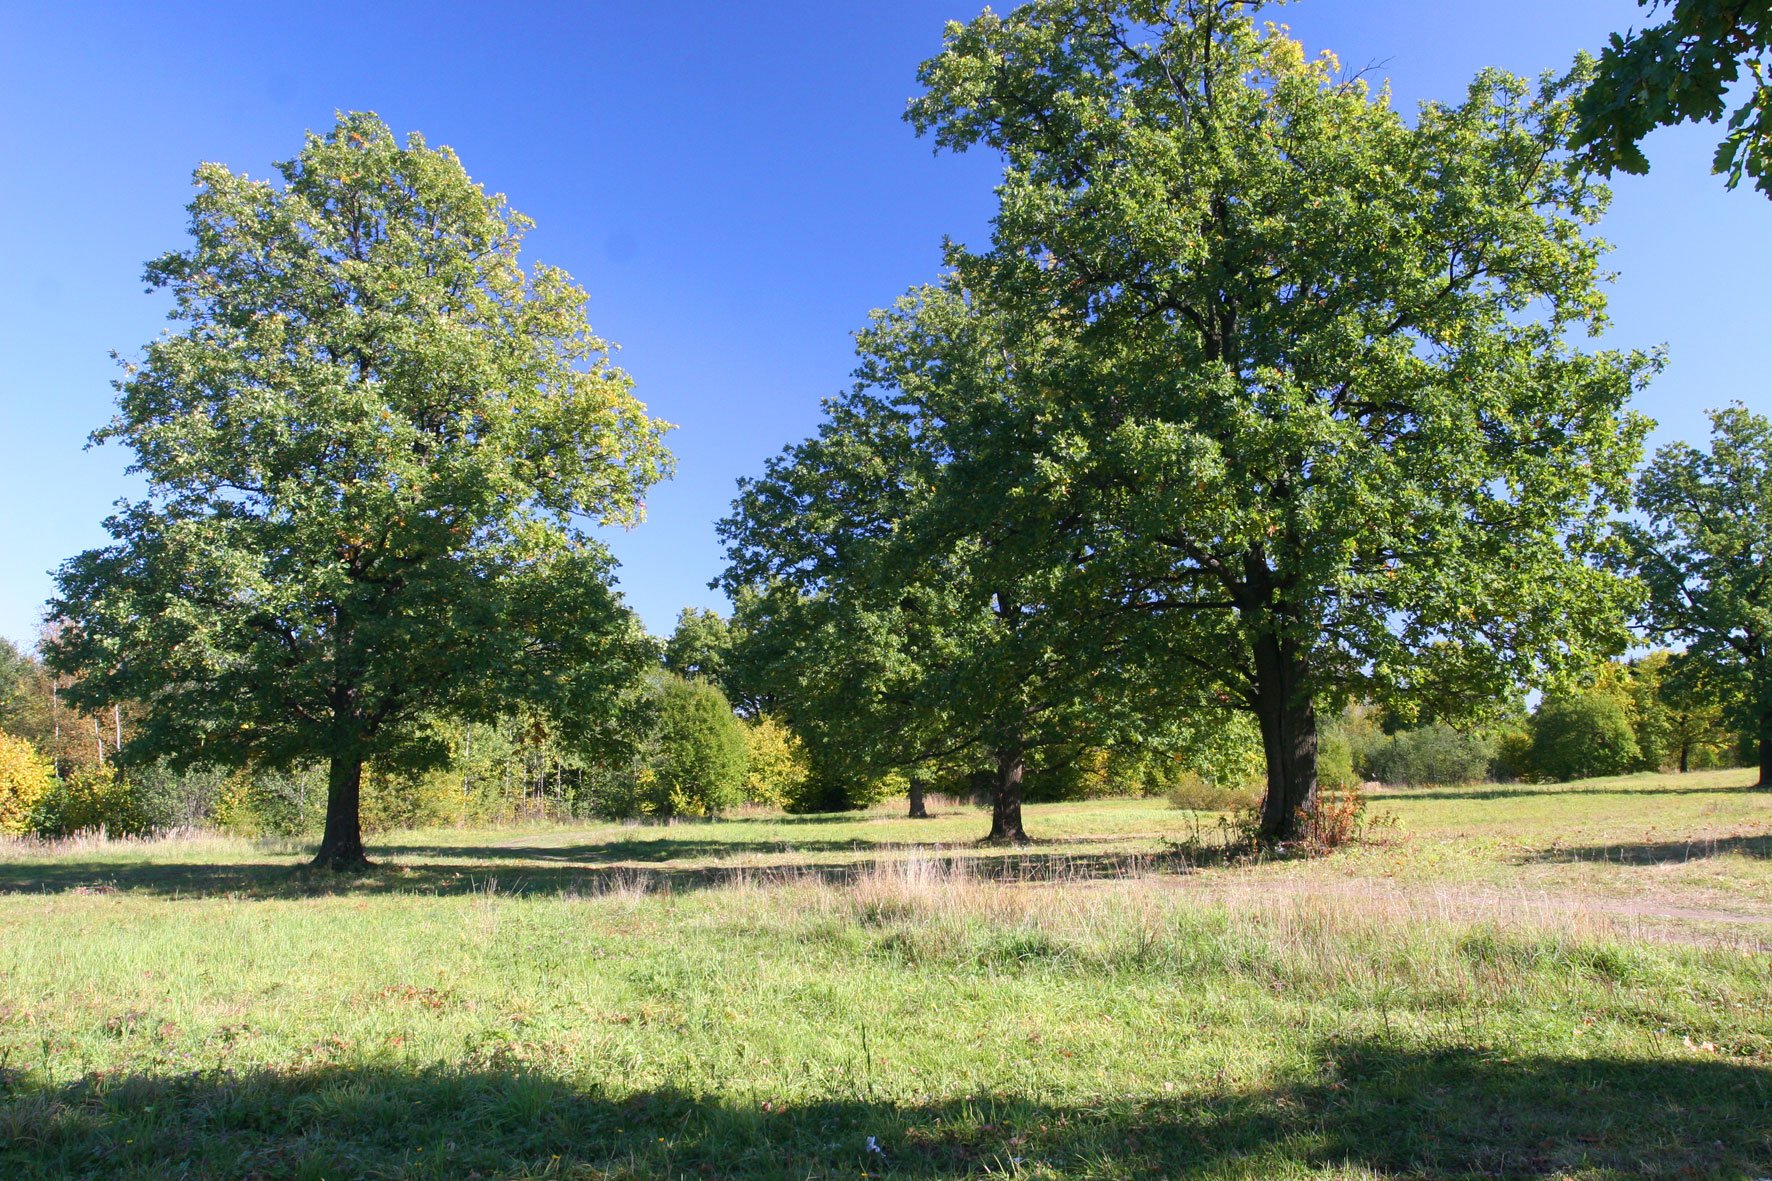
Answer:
top-left (0, 848), bottom-right (1178, 901)
top-left (1, 1040), bottom-right (1765, 1178)
top-left (1526, 834), bottom-right (1772, 865)
top-left (1383, 783), bottom-right (1747, 802)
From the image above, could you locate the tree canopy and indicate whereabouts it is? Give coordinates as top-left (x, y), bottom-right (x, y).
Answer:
top-left (45, 112), bottom-right (673, 868)
top-left (902, 0), bottom-right (1653, 838)
top-left (1574, 0), bottom-right (1772, 194)
top-left (1618, 405), bottom-right (1772, 785)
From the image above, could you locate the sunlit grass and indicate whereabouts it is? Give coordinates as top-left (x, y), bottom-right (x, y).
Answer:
top-left (1, 771), bottom-right (1768, 1177)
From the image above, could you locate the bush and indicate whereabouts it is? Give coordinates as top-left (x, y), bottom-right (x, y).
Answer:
top-left (1358, 723), bottom-right (1493, 787)
top-left (35, 764), bottom-right (151, 837)
top-left (741, 716), bottom-right (809, 807)
top-left (1529, 692), bottom-right (1640, 782)
top-left (641, 674), bottom-right (748, 817)
top-left (1165, 771), bottom-right (1261, 813)
top-left (1317, 725), bottom-right (1358, 789)
top-left (0, 733), bottom-right (53, 833)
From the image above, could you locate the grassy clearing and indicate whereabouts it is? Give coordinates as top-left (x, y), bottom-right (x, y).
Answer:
top-left (1, 772), bottom-right (1769, 1178)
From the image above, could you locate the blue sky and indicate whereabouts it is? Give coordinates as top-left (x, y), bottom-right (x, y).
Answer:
top-left (1, 0), bottom-right (1767, 649)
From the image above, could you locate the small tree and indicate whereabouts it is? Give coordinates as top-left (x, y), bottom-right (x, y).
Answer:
top-left (46, 113), bottom-right (672, 868)
top-left (663, 607), bottom-right (734, 689)
top-left (740, 715), bottom-right (810, 808)
top-left (644, 674), bottom-right (748, 817)
top-left (1529, 692), bottom-right (1641, 782)
top-left (1618, 406), bottom-right (1772, 785)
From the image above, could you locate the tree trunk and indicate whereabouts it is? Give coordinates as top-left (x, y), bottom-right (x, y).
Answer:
top-left (1253, 637), bottom-right (1317, 843)
top-left (1759, 715), bottom-right (1772, 789)
top-left (313, 756), bottom-right (370, 870)
top-left (984, 746), bottom-right (1030, 843)
top-left (1679, 740), bottom-right (1690, 775)
top-left (907, 776), bottom-right (930, 819)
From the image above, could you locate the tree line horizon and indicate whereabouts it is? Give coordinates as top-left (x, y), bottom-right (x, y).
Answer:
top-left (2, 1), bottom-right (1769, 868)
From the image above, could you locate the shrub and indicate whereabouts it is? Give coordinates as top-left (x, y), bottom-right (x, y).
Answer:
top-left (0, 733), bottom-right (53, 833)
top-left (643, 674), bottom-right (748, 817)
top-left (1358, 722), bottom-right (1493, 787)
top-left (1165, 771), bottom-right (1260, 813)
top-left (1317, 725), bottom-right (1359, 789)
top-left (1529, 692), bottom-right (1640, 781)
top-left (741, 716), bottom-right (809, 807)
top-left (35, 764), bottom-right (151, 836)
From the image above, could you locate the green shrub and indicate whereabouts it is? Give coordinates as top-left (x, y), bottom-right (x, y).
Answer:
top-left (35, 764), bottom-right (152, 837)
top-left (1165, 771), bottom-right (1261, 813)
top-left (1358, 723), bottom-right (1493, 787)
top-left (639, 674), bottom-right (748, 817)
top-left (1529, 692), bottom-right (1640, 782)
top-left (1317, 725), bottom-right (1359, 789)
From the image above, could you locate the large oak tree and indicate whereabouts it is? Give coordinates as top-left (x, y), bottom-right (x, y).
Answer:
top-left (47, 113), bottom-right (672, 868)
top-left (908, 0), bottom-right (1653, 840)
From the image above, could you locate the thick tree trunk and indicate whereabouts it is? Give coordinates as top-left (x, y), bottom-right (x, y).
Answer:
top-left (1679, 741), bottom-right (1690, 775)
top-left (312, 755), bottom-right (371, 870)
top-left (907, 776), bottom-right (930, 819)
top-left (1253, 636), bottom-right (1317, 843)
top-left (984, 746), bottom-right (1030, 843)
top-left (1759, 720), bottom-right (1772, 789)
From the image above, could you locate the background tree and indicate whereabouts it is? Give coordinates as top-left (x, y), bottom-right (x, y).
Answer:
top-left (721, 287), bottom-right (1175, 841)
top-left (1619, 405), bottom-right (1772, 785)
top-left (662, 607), bottom-right (734, 689)
top-left (1528, 691), bottom-right (1642, 782)
top-left (46, 113), bottom-right (672, 869)
top-left (1574, 0), bottom-right (1772, 194)
top-left (908, 0), bottom-right (1652, 839)
top-left (638, 673), bottom-right (748, 818)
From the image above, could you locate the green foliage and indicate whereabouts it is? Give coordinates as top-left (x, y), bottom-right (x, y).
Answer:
top-left (1317, 726), bottom-right (1359, 791)
top-left (663, 608), bottom-right (733, 688)
top-left (0, 639), bottom-right (30, 733)
top-left (1357, 723), bottom-right (1496, 788)
top-left (1529, 692), bottom-right (1642, 782)
top-left (903, 0), bottom-right (1652, 838)
top-left (0, 733), bottom-right (53, 833)
top-left (1617, 406), bottom-right (1772, 780)
top-left (632, 675), bottom-right (748, 818)
top-left (34, 765), bottom-right (152, 838)
top-left (44, 112), bottom-right (671, 863)
top-left (1574, 0), bottom-right (1772, 194)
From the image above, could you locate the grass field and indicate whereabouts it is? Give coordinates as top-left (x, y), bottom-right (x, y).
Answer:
top-left (1, 770), bottom-right (1768, 1178)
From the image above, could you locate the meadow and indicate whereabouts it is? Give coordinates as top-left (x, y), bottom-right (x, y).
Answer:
top-left (0, 770), bottom-right (1768, 1179)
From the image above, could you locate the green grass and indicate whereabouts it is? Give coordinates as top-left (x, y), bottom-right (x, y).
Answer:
top-left (1, 772), bottom-right (1769, 1178)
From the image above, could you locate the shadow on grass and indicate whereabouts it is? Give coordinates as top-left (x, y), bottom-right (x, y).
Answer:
top-left (1526, 833), bottom-right (1772, 865)
top-left (1382, 782), bottom-right (1752, 803)
top-left (1, 1040), bottom-right (1765, 1178)
top-left (0, 848), bottom-right (1181, 901)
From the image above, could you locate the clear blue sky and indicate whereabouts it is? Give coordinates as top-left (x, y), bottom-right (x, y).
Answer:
top-left (1, 1), bottom-right (1767, 649)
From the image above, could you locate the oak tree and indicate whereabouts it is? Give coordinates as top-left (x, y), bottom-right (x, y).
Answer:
top-left (1619, 406), bottom-right (1772, 785)
top-left (47, 113), bottom-right (672, 868)
top-left (909, 1), bottom-right (1653, 839)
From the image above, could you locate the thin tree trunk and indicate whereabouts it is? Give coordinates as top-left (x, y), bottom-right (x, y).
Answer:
top-left (313, 755), bottom-right (370, 870)
top-left (907, 776), bottom-right (930, 819)
top-left (113, 704), bottom-right (123, 751)
top-left (984, 746), bottom-right (1030, 843)
top-left (93, 716), bottom-right (105, 766)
